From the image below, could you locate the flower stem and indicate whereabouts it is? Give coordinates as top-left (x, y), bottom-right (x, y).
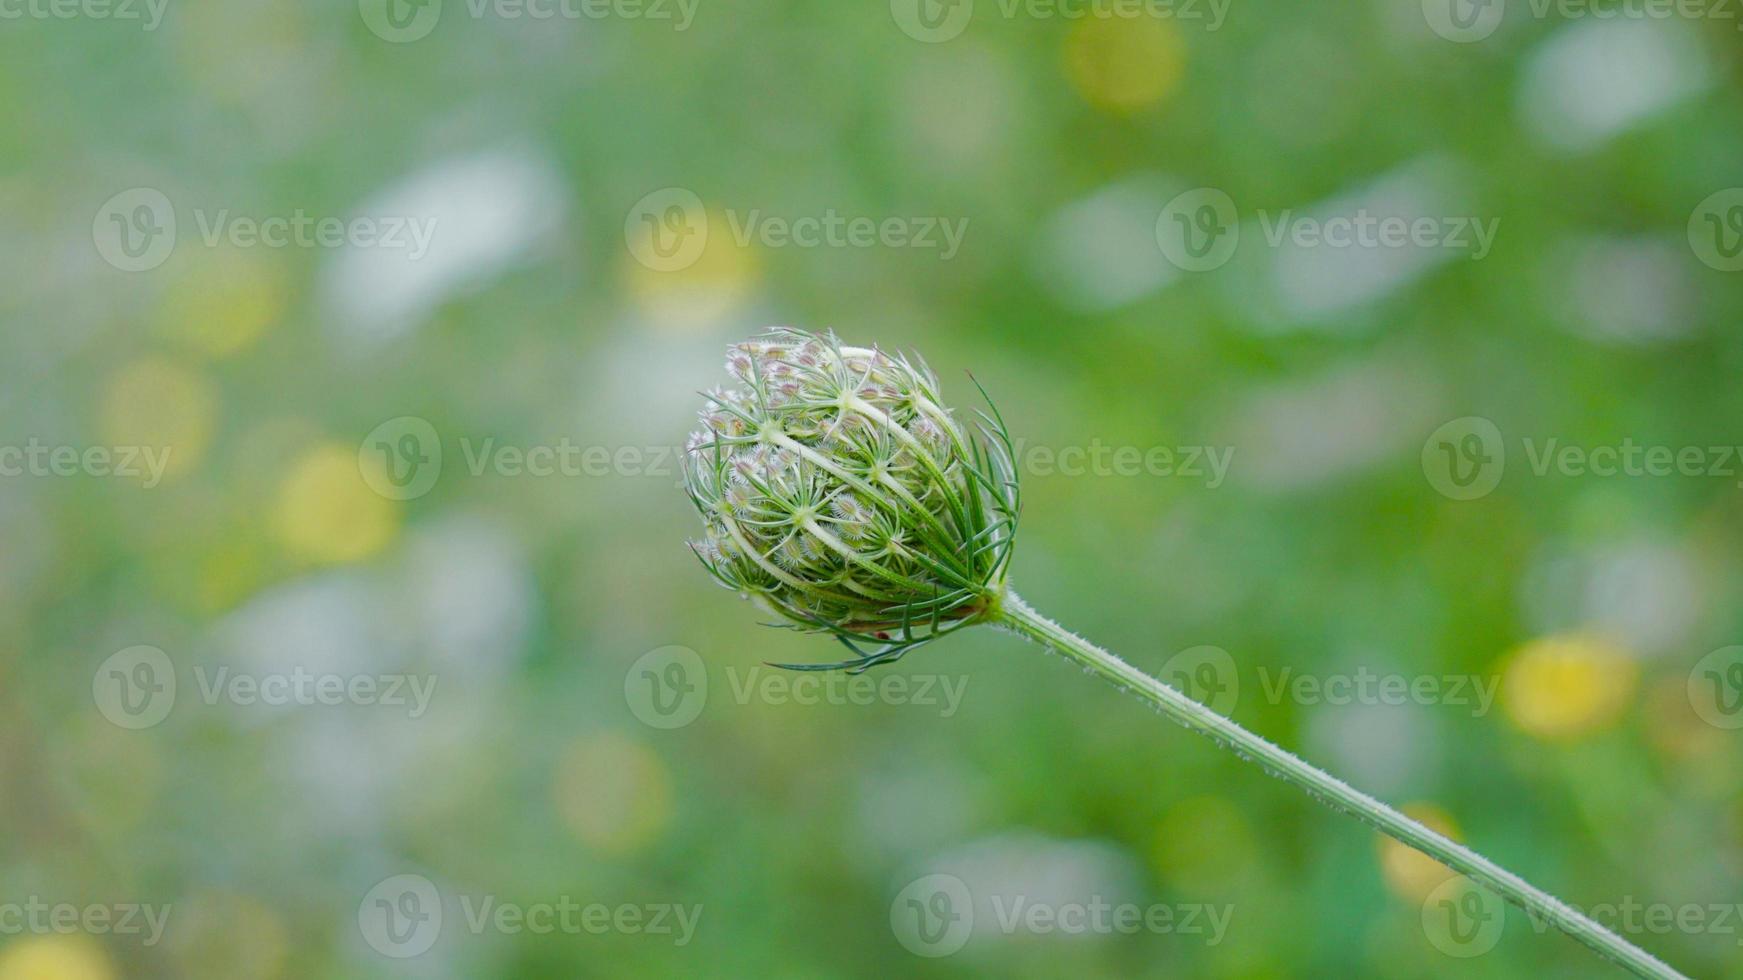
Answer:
top-left (994, 591), bottom-right (1685, 980)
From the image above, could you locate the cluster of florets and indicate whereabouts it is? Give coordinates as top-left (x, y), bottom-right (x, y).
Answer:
top-left (683, 328), bottom-right (1018, 663)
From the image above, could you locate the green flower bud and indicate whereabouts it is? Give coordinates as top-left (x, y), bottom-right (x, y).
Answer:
top-left (683, 327), bottom-right (1020, 670)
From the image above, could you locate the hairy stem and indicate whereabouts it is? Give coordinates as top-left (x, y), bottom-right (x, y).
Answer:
top-left (994, 591), bottom-right (1685, 980)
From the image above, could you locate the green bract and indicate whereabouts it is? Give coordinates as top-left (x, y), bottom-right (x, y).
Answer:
top-left (683, 328), bottom-right (1020, 670)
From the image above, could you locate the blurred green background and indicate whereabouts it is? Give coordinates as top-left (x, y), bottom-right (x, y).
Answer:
top-left (2, 0), bottom-right (1742, 976)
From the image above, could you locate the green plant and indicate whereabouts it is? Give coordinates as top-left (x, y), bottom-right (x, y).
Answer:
top-left (682, 327), bottom-right (1685, 979)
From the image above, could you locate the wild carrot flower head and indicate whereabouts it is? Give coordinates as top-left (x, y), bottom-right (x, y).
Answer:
top-left (683, 327), bottom-right (1020, 669)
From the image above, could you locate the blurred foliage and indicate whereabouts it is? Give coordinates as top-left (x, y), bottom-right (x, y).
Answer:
top-left (1, 0), bottom-right (1742, 977)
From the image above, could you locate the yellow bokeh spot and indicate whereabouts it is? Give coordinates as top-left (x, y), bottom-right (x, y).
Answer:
top-left (553, 731), bottom-right (673, 855)
top-left (1064, 15), bottom-right (1185, 113)
top-left (0, 936), bottom-right (113, 980)
top-left (1501, 634), bottom-right (1638, 741)
top-left (624, 207), bottom-right (760, 332)
top-left (1378, 803), bottom-right (1460, 902)
top-left (156, 248), bottom-right (287, 358)
top-left (272, 443), bottom-right (399, 564)
top-left (98, 357), bottom-right (217, 483)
